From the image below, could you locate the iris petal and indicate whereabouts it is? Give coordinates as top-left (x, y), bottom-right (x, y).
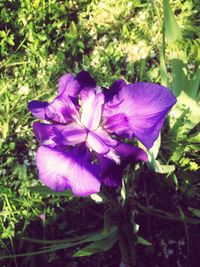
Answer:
top-left (80, 90), bottom-right (105, 130)
top-left (33, 122), bottom-right (54, 142)
top-left (28, 101), bottom-right (49, 120)
top-left (36, 145), bottom-right (101, 196)
top-left (54, 122), bottom-right (87, 146)
top-left (103, 82), bottom-right (176, 149)
top-left (58, 73), bottom-right (80, 97)
top-left (87, 128), bottom-right (118, 155)
top-left (100, 143), bottom-right (148, 187)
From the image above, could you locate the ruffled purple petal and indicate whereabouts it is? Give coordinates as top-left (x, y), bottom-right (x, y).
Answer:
top-left (36, 145), bottom-right (101, 196)
top-left (58, 71), bottom-right (96, 99)
top-left (58, 73), bottom-right (80, 97)
top-left (103, 113), bottom-right (130, 137)
top-left (28, 101), bottom-right (49, 120)
top-left (33, 122), bottom-right (87, 146)
top-left (33, 122), bottom-right (54, 141)
top-left (87, 128), bottom-right (118, 155)
top-left (53, 122), bottom-right (87, 146)
top-left (45, 94), bottom-right (80, 123)
top-left (100, 143), bottom-right (148, 187)
top-left (29, 94), bottom-right (79, 124)
top-left (80, 90), bottom-right (105, 130)
top-left (103, 82), bottom-right (176, 149)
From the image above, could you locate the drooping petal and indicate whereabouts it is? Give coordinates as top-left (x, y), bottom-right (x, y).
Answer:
top-left (100, 143), bottom-right (148, 187)
top-left (58, 73), bottom-right (80, 97)
top-left (53, 122), bottom-right (87, 146)
top-left (87, 128), bottom-right (118, 155)
top-left (80, 90), bottom-right (105, 130)
top-left (33, 122), bottom-right (54, 142)
top-left (103, 82), bottom-right (176, 149)
top-left (36, 145), bottom-right (101, 196)
top-left (46, 94), bottom-right (80, 123)
top-left (103, 113), bottom-right (130, 137)
top-left (28, 101), bottom-right (49, 120)
top-left (28, 94), bottom-right (79, 123)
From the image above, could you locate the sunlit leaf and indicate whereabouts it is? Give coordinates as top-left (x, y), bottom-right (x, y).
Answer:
top-left (163, 0), bottom-right (182, 43)
top-left (171, 58), bottom-right (188, 97)
top-left (188, 207), bottom-right (200, 218)
top-left (137, 236), bottom-right (152, 246)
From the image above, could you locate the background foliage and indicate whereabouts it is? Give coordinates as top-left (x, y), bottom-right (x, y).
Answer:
top-left (0, 0), bottom-right (199, 266)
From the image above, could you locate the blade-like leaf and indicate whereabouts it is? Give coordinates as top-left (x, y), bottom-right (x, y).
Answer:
top-left (73, 227), bottom-right (118, 257)
top-left (187, 64), bottom-right (200, 100)
top-left (137, 236), bottom-right (152, 246)
top-left (28, 186), bottom-right (72, 197)
top-left (171, 58), bottom-right (188, 97)
top-left (163, 0), bottom-right (182, 43)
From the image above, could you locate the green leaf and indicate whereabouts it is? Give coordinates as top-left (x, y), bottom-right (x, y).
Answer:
top-left (149, 134), bottom-right (161, 160)
top-left (160, 52), bottom-right (169, 87)
top-left (28, 186), bottom-right (72, 197)
top-left (146, 135), bottom-right (175, 174)
top-left (187, 64), bottom-right (200, 100)
top-left (188, 132), bottom-right (200, 143)
top-left (73, 227), bottom-right (118, 257)
top-left (153, 161), bottom-right (175, 174)
top-left (170, 91), bottom-right (200, 132)
top-left (163, 0), bottom-right (182, 43)
top-left (188, 207), bottom-right (200, 218)
top-left (137, 236), bottom-right (152, 246)
top-left (171, 58), bottom-right (188, 97)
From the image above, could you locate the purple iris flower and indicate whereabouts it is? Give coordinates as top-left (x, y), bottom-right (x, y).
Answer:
top-left (28, 71), bottom-right (176, 196)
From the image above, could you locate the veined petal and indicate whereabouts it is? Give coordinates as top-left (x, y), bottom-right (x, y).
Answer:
top-left (29, 95), bottom-right (79, 123)
top-left (80, 90), bottom-right (105, 130)
top-left (58, 73), bottom-right (80, 97)
top-left (33, 122), bottom-right (54, 141)
top-left (46, 94), bottom-right (80, 123)
top-left (104, 82), bottom-right (176, 149)
top-left (58, 71), bottom-right (96, 98)
top-left (28, 101), bottom-right (49, 120)
top-left (103, 113), bottom-right (130, 137)
top-left (100, 143), bottom-right (148, 187)
top-left (54, 122), bottom-right (87, 145)
top-left (36, 145), bottom-right (101, 196)
top-left (87, 129), bottom-right (118, 162)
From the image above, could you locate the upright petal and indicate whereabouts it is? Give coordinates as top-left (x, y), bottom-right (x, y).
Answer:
top-left (100, 143), bottom-right (148, 187)
top-left (36, 145), bottom-right (101, 196)
top-left (103, 82), bottom-right (176, 149)
top-left (58, 73), bottom-right (80, 97)
top-left (80, 90), bottom-right (105, 130)
top-left (76, 71), bottom-right (96, 90)
top-left (87, 128), bottom-right (118, 156)
top-left (58, 71), bottom-right (96, 98)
